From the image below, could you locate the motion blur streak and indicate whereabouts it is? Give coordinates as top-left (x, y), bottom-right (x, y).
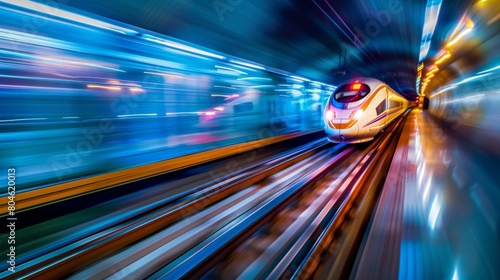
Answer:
top-left (0, 3), bottom-right (334, 190)
top-left (0, 0), bottom-right (138, 35)
top-left (427, 0), bottom-right (500, 155)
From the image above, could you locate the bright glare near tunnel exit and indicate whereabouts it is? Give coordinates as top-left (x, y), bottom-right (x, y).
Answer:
top-left (0, 0), bottom-right (499, 279)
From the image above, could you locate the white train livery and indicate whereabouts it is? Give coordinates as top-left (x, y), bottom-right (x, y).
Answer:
top-left (324, 77), bottom-right (409, 143)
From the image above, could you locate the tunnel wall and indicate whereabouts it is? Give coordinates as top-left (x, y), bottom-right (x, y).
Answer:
top-left (428, 69), bottom-right (500, 155)
top-left (427, 0), bottom-right (500, 155)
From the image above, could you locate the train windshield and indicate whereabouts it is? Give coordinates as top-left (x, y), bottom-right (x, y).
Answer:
top-left (333, 83), bottom-right (371, 103)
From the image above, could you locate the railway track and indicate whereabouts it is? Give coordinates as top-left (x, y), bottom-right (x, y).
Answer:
top-left (79, 116), bottom-right (403, 279)
top-left (1, 137), bottom-right (332, 279)
top-left (68, 143), bottom-right (352, 279)
top-left (2, 112), bottom-right (407, 279)
top-left (204, 115), bottom-right (406, 280)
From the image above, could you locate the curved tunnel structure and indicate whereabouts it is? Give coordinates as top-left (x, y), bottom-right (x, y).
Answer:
top-left (1, 0), bottom-right (499, 279)
top-left (427, 0), bottom-right (500, 155)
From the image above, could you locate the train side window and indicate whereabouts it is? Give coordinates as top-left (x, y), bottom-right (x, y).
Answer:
top-left (376, 99), bottom-right (386, 115)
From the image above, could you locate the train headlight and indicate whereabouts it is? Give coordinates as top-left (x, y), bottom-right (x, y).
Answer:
top-left (326, 110), bottom-right (334, 120)
top-left (352, 109), bottom-right (364, 120)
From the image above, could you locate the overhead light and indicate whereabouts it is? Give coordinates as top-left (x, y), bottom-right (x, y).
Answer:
top-left (435, 52), bottom-right (451, 65)
top-left (86, 84), bottom-right (121, 90)
top-left (429, 85), bottom-right (457, 98)
top-left (428, 67), bottom-right (439, 74)
top-left (0, 0), bottom-right (138, 35)
top-left (477, 64), bottom-right (500, 74)
top-left (446, 28), bottom-right (473, 47)
top-left (451, 73), bottom-right (491, 87)
top-left (290, 75), bottom-right (311, 82)
top-left (229, 60), bottom-right (265, 70)
top-left (418, 0), bottom-right (443, 62)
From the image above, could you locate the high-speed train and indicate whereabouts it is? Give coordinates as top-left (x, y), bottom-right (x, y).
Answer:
top-left (324, 77), bottom-right (409, 143)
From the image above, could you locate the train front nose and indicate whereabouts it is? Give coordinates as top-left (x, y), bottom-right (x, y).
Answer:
top-left (338, 119), bottom-right (359, 140)
top-left (325, 119), bottom-right (359, 142)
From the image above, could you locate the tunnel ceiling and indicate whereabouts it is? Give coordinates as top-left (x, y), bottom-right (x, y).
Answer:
top-left (55, 0), bottom-right (473, 99)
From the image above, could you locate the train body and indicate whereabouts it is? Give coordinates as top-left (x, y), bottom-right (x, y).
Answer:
top-left (323, 77), bottom-right (409, 143)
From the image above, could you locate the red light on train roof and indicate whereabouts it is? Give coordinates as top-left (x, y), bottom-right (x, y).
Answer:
top-left (352, 83), bottom-right (361, 90)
